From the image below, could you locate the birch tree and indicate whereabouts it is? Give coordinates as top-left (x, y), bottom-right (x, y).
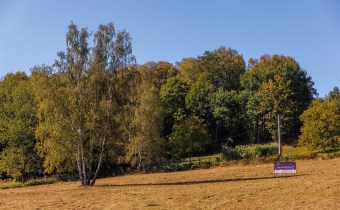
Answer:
top-left (35, 22), bottom-right (135, 185)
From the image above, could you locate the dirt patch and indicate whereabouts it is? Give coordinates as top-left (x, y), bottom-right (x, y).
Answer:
top-left (0, 158), bottom-right (339, 209)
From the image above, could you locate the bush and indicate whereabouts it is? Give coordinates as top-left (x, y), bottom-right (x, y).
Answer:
top-left (222, 144), bottom-right (279, 160)
top-left (235, 146), bottom-right (253, 159)
top-left (299, 98), bottom-right (340, 152)
top-left (282, 146), bottom-right (317, 159)
top-left (253, 144), bottom-right (278, 157)
top-left (320, 151), bottom-right (340, 159)
top-left (0, 178), bottom-right (57, 189)
top-left (0, 182), bottom-right (21, 189)
top-left (161, 163), bottom-right (198, 172)
top-left (54, 173), bottom-right (79, 181)
top-left (23, 178), bottom-right (57, 187)
top-left (221, 147), bottom-right (240, 160)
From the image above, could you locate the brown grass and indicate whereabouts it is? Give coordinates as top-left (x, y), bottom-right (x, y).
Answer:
top-left (0, 158), bottom-right (339, 209)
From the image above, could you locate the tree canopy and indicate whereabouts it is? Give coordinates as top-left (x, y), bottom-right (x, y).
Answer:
top-left (299, 93), bottom-right (340, 152)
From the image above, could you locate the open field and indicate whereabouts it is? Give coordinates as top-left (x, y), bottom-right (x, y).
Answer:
top-left (0, 158), bottom-right (339, 210)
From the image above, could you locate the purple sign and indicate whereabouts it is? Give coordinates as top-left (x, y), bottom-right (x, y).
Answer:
top-left (274, 162), bottom-right (296, 174)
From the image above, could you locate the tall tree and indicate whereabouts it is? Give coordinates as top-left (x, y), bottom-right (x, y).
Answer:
top-left (35, 22), bottom-right (135, 185)
top-left (299, 96), bottom-right (340, 152)
top-left (0, 72), bottom-right (42, 182)
top-left (178, 57), bottom-right (201, 85)
top-left (210, 88), bottom-right (246, 145)
top-left (138, 61), bottom-right (178, 89)
top-left (186, 73), bottom-right (214, 120)
top-left (160, 77), bottom-right (189, 136)
top-left (256, 75), bottom-right (296, 140)
top-left (241, 55), bottom-right (316, 142)
top-left (169, 116), bottom-right (210, 160)
top-left (198, 47), bottom-right (245, 90)
top-left (126, 81), bottom-right (165, 170)
top-left (184, 47), bottom-right (246, 147)
top-left (328, 86), bottom-right (340, 99)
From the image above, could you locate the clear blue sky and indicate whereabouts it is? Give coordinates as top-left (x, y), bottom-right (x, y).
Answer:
top-left (0, 0), bottom-right (339, 96)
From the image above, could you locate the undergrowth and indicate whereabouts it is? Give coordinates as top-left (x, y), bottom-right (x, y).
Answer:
top-left (0, 178), bottom-right (57, 189)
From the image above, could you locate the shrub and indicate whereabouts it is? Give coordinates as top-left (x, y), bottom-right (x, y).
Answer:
top-left (222, 144), bottom-right (279, 160)
top-left (282, 146), bottom-right (317, 159)
top-left (221, 147), bottom-right (240, 160)
top-left (299, 98), bottom-right (340, 152)
top-left (23, 178), bottom-right (57, 187)
top-left (253, 144), bottom-right (278, 157)
top-left (235, 146), bottom-right (252, 159)
top-left (321, 151), bottom-right (340, 159)
top-left (0, 178), bottom-right (57, 189)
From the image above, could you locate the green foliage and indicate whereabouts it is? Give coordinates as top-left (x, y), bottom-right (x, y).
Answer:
top-left (282, 146), bottom-right (317, 159)
top-left (185, 73), bottom-right (214, 119)
top-left (32, 72), bottom-right (78, 174)
top-left (0, 182), bottom-right (23, 189)
top-left (126, 81), bottom-right (165, 170)
top-left (0, 178), bottom-right (57, 189)
top-left (328, 86), bottom-right (340, 99)
top-left (253, 144), bottom-right (278, 157)
top-left (161, 163), bottom-right (198, 172)
top-left (198, 47), bottom-right (245, 90)
top-left (169, 116), bottom-right (210, 160)
top-left (221, 147), bottom-right (241, 160)
top-left (178, 58), bottom-right (201, 84)
top-left (235, 146), bottom-right (253, 159)
top-left (241, 55), bottom-right (316, 142)
top-left (210, 88), bottom-right (246, 140)
top-left (256, 75), bottom-right (296, 139)
top-left (299, 97), bottom-right (340, 152)
top-left (181, 154), bottom-right (222, 164)
top-left (221, 144), bottom-right (278, 160)
top-left (161, 154), bottom-right (222, 172)
top-left (139, 61), bottom-right (178, 89)
top-left (160, 77), bottom-right (189, 122)
top-left (320, 151), bottom-right (340, 159)
top-left (0, 73), bottom-right (42, 182)
top-left (34, 22), bottom-right (136, 185)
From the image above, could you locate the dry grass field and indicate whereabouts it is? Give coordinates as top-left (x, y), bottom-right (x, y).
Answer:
top-left (0, 158), bottom-right (339, 210)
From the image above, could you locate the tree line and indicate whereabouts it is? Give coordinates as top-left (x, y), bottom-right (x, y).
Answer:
top-left (0, 22), bottom-right (338, 185)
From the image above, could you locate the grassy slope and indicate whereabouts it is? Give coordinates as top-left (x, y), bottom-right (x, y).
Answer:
top-left (0, 158), bottom-right (339, 209)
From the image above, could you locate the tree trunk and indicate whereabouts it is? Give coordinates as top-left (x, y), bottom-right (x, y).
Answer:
top-left (81, 141), bottom-right (87, 185)
top-left (257, 122), bottom-right (260, 144)
top-left (77, 160), bottom-right (84, 185)
top-left (137, 149), bottom-right (142, 171)
top-left (77, 143), bottom-right (84, 185)
top-left (88, 90), bottom-right (98, 185)
top-left (215, 123), bottom-right (219, 151)
top-left (90, 137), bottom-right (106, 185)
top-left (21, 150), bottom-right (26, 183)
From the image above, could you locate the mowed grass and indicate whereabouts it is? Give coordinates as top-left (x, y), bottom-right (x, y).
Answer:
top-left (0, 158), bottom-right (339, 210)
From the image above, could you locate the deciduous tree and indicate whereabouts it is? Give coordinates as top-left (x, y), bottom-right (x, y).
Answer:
top-left (126, 81), bottom-right (165, 170)
top-left (299, 95), bottom-right (340, 151)
top-left (0, 73), bottom-right (42, 182)
top-left (169, 116), bottom-right (210, 160)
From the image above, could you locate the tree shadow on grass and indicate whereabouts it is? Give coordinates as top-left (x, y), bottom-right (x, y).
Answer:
top-left (96, 174), bottom-right (308, 188)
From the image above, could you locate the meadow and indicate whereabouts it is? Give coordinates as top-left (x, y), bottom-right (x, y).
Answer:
top-left (0, 158), bottom-right (339, 209)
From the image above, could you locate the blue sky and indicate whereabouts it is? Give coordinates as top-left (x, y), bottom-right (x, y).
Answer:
top-left (0, 0), bottom-right (339, 96)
